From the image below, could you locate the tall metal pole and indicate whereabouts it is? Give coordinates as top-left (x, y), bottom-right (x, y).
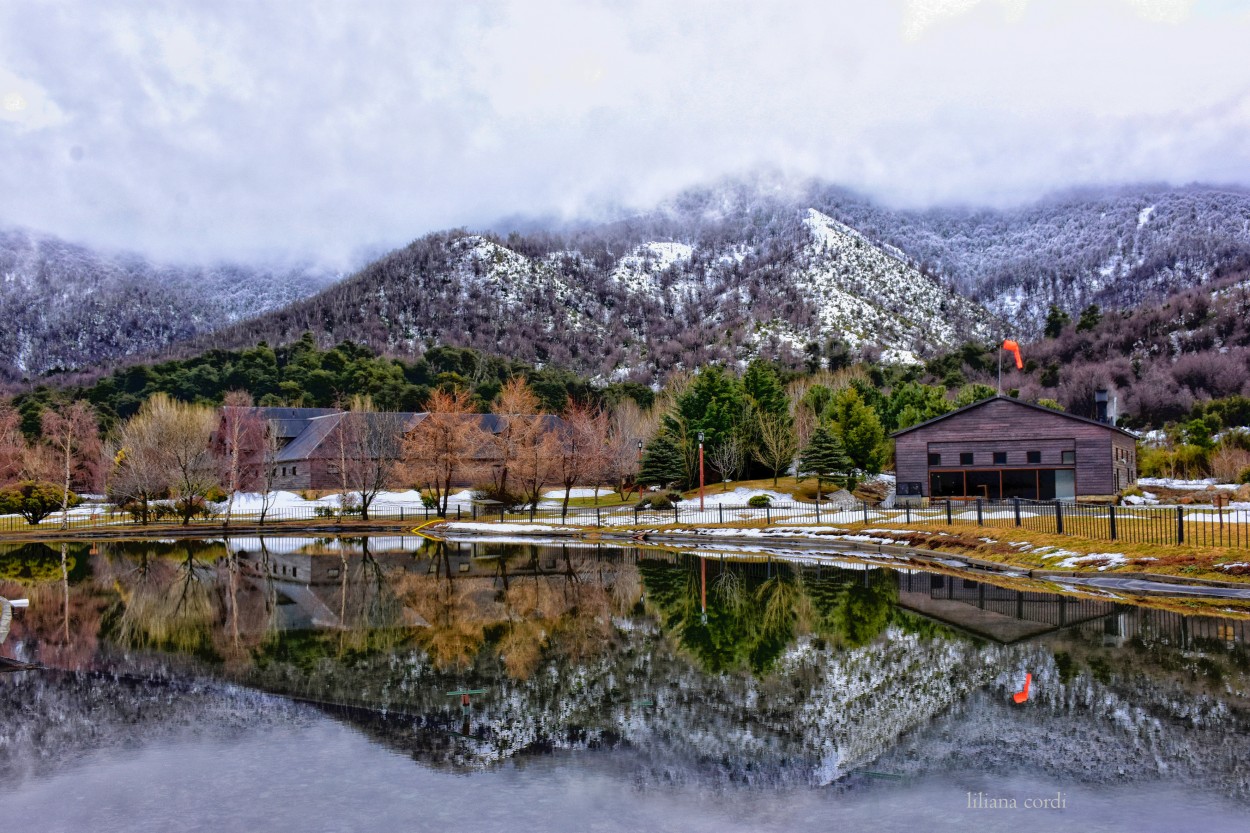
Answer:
top-left (698, 431), bottom-right (705, 511)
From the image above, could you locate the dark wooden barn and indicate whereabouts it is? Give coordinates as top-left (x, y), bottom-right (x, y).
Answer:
top-left (892, 396), bottom-right (1137, 502)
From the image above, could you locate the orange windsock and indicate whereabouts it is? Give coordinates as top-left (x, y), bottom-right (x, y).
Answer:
top-left (1002, 339), bottom-right (1023, 370)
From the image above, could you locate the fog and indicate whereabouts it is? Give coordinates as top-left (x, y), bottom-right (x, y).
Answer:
top-left (1, 0), bottom-right (1248, 265)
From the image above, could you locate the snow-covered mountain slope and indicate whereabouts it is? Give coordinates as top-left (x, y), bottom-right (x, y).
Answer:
top-left (0, 226), bottom-right (337, 380)
top-left (216, 213), bottom-right (998, 381)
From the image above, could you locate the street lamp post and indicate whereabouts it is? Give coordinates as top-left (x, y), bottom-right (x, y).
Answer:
top-left (697, 431), bottom-right (705, 512)
top-left (636, 439), bottom-right (644, 497)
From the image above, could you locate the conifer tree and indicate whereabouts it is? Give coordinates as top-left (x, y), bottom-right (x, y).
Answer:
top-left (639, 433), bottom-right (686, 489)
top-left (797, 426), bottom-right (850, 502)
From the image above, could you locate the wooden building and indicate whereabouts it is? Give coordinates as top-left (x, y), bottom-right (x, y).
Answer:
top-left (892, 396), bottom-right (1137, 502)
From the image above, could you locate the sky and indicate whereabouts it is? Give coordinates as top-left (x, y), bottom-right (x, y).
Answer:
top-left (2, 0), bottom-right (1249, 266)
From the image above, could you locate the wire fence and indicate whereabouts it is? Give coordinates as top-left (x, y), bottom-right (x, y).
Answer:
top-left (3, 495), bottom-right (1247, 550)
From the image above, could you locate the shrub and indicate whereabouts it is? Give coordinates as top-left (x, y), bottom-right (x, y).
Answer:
top-left (747, 494), bottom-right (772, 508)
top-left (635, 495), bottom-right (674, 511)
top-left (420, 492), bottom-right (439, 509)
top-left (204, 485), bottom-right (228, 503)
top-left (0, 481), bottom-right (80, 525)
top-left (1239, 467), bottom-right (1250, 485)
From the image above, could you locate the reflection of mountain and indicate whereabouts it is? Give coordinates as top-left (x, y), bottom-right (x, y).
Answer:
top-left (4, 538), bottom-right (1250, 794)
top-left (874, 618), bottom-right (1250, 799)
top-left (0, 670), bottom-right (310, 781)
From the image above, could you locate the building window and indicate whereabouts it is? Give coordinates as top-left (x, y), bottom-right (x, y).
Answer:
top-left (1027, 451), bottom-right (1041, 464)
top-left (959, 452), bottom-right (974, 465)
top-left (292, 466), bottom-right (298, 476)
top-left (928, 453), bottom-right (941, 466)
top-left (281, 467), bottom-right (287, 476)
top-left (993, 452), bottom-right (1007, 465)
top-left (1061, 450), bottom-right (1075, 464)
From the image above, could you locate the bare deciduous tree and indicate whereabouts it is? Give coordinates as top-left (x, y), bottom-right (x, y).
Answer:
top-left (753, 412), bottom-right (798, 487)
top-left (41, 401), bottom-right (102, 529)
top-left (0, 404), bottom-right (29, 487)
top-left (216, 391), bottom-right (266, 527)
top-left (554, 402), bottom-right (611, 514)
top-left (707, 433), bottom-right (745, 490)
top-left (109, 394), bottom-right (219, 525)
top-left (488, 379), bottom-right (544, 503)
top-left (606, 399), bottom-right (657, 500)
top-left (402, 388), bottom-right (484, 517)
top-left (330, 396), bottom-right (407, 520)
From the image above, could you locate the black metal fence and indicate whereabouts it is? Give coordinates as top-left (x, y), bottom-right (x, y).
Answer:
top-left (470, 496), bottom-right (1250, 550)
top-left (5, 495), bottom-right (1246, 550)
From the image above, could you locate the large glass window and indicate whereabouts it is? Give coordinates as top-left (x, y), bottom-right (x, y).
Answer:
top-left (967, 470), bottom-right (1002, 500)
top-left (930, 471), bottom-right (965, 497)
top-left (1002, 469), bottom-right (1038, 499)
top-left (1027, 451), bottom-right (1041, 464)
top-left (1061, 450), bottom-right (1075, 464)
top-left (1055, 469), bottom-right (1075, 500)
top-left (928, 453), bottom-right (941, 466)
top-left (993, 451), bottom-right (1007, 465)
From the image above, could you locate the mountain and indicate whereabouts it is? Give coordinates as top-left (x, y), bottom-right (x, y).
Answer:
top-left (783, 181), bottom-right (1250, 334)
top-left (0, 226), bottom-right (338, 381)
top-left (9, 177), bottom-right (1250, 384)
top-left (209, 205), bottom-right (997, 382)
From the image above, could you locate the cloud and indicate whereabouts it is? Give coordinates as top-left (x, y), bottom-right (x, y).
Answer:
top-left (0, 0), bottom-right (1248, 265)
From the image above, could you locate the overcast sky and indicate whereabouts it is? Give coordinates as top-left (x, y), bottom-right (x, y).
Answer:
top-left (2, 0), bottom-right (1249, 266)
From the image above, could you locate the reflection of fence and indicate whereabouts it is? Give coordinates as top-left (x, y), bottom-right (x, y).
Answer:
top-left (5, 496), bottom-right (1248, 550)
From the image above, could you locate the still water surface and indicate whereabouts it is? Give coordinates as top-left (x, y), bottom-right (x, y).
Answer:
top-left (2, 536), bottom-right (1249, 832)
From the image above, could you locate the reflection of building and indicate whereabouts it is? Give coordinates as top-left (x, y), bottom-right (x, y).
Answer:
top-left (892, 395), bottom-right (1137, 502)
top-left (896, 570), bottom-right (1119, 643)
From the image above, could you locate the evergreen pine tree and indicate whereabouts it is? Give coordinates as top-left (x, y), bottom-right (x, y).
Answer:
top-left (639, 433), bottom-right (686, 489)
top-left (797, 426), bottom-right (850, 502)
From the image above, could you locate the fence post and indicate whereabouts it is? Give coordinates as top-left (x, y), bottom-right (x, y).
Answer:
top-left (634, 506), bottom-right (640, 525)
top-left (816, 502), bottom-right (821, 524)
top-left (457, 506), bottom-right (462, 520)
top-left (1054, 500), bottom-right (1063, 535)
top-left (471, 504), bottom-right (476, 520)
top-left (400, 508), bottom-right (405, 522)
top-left (530, 505), bottom-right (535, 523)
top-left (1108, 504), bottom-right (1117, 541)
top-left (562, 507), bottom-right (567, 525)
top-left (945, 499), bottom-right (952, 525)
top-left (905, 504), bottom-right (910, 524)
top-left (674, 505), bottom-right (679, 525)
top-left (500, 507), bottom-right (505, 524)
top-left (766, 506), bottom-right (772, 525)
top-left (862, 501), bottom-right (869, 524)
top-left (1176, 505), bottom-right (1184, 545)
top-left (1013, 498), bottom-right (1021, 527)
top-left (975, 498), bottom-right (983, 526)
top-left (596, 506), bottom-right (601, 527)
top-left (718, 504), bottom-right (724, 525)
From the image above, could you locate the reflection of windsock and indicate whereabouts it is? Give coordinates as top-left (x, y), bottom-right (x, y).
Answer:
top-left (1002, 339), bottom-right (1023, 370)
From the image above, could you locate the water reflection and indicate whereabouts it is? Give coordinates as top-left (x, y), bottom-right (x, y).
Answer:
top-left (1, 536), bottom-right (1249, 799)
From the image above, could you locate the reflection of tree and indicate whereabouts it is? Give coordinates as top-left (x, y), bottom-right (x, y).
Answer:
top-left (109, 543), bottom-right (222, 657)
top-left (640, 558), bottom-right (899, 674)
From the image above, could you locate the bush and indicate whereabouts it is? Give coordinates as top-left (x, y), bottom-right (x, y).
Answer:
top-left (174, 496), bottom-right (216, 521)
top-left (420, 492), bottom-right (439, 509)
top-left (204, 485), bottom-right (228, 503)
top-left (635, 495), bottom-right (674, 511)
top-left (747, 494), bottom-right (772, 508)
top-left (1239, 467), bottom-right (1250, 485)
top-left (0, 481), bottom-right (80, 525)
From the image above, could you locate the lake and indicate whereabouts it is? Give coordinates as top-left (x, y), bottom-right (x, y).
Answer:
top-left (2, 535), bottom-right (1249, 832)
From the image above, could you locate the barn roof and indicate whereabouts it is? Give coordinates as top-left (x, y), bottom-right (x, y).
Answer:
top-left (889, 395), bottom-right (1138, 439)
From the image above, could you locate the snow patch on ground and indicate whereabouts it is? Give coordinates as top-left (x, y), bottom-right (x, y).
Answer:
top-left (1138, 477), bottom-right (1237, 491)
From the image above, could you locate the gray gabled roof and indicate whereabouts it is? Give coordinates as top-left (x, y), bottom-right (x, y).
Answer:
top-left (889, 395), bottom-right (1138, 439)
